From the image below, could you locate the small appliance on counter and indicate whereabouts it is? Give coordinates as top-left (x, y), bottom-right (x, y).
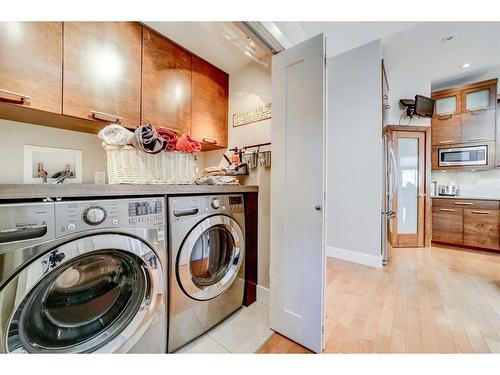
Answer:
top-left (438, 183), bottom-right (460, 196)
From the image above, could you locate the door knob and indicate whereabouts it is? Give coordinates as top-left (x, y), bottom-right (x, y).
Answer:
top-left (315, 205), bottom-right (322, 211)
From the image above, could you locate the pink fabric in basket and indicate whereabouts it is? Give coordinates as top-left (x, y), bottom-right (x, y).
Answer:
top-left (176, 134), bottom-right (201, 153)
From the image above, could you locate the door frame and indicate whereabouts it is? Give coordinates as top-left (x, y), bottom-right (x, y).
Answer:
top-left (383, 125), bottom-right (431, 247)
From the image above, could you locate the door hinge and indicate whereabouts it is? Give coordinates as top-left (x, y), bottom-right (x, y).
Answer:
top-left (324, 55), bottom-right (327, 65)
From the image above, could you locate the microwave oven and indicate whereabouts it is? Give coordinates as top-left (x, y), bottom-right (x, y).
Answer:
top-left (438, 145), bottom-right (488, 167)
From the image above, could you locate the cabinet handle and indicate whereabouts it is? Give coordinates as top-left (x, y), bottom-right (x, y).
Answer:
top-left (471, 210), bottom-right (489, 215)
top-left (468, 137), bottom-right (486, 142)
top-left (438, 114), bottom-right (452, 120)
top-left (0, 88), bottom-right (31, 104)
top-left (469, 106), bottom-right (488, 113)
top-left (202, 137), bottom-right (218, 145)
top-left (439, 208), bottom-right (455, 212)
top-left (454, 202), bottom-right (473, 206)
top-left (439, 140), bottom-right (455, 144)
top-left (90, 110), bottom-right (123, 123)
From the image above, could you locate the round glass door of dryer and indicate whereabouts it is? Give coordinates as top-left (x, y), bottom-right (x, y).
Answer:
top-left (177, 215), bottom-right (244, 301)
top-left (2, 234), bottom-right (163, 353)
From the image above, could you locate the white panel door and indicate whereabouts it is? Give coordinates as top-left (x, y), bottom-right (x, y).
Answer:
top-left (270, 33), bottom-right (326, 353)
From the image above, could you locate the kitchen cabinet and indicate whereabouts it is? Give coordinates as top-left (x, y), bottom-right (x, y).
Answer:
top-left (63, 22), bottom-right (142, 127)
top-left (431, 80), bottom-right (497, 152)
top-left (142, 28), bottom-right (192, 135)
top-left (464, 208), bottom-right (499, 250)
top-left (431, 114), bottom-right (461, 146)
top-left (432, 206), bottom-right (463, 245)
top-left (191, 55), bottom-right (229, 149)
top-left (0, 22), bottom-right (62, 113)
top-left (461, 109), bottom-right (496, 143)
top-left (462, 81), bottom-right (496, 112)
top-left (432, 198), bottom-right (500, 252)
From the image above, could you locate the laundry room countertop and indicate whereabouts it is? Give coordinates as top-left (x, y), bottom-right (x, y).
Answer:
top-left (0, 184), bottom-right (259, 200)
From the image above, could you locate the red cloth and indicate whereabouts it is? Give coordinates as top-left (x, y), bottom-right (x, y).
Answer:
top-left (157, 127), bottom-right (178, 151)
top-left (176, 134), bottom-right (202, 152)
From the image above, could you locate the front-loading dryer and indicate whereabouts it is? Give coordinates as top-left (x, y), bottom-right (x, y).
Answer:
top-left (0, 197), bottom-right (167, 353)
top-left (167, 194), bottom-right (245, 352)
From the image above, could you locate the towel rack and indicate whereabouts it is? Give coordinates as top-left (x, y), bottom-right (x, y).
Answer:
top-left (229, 142), bottom-right (271, 152)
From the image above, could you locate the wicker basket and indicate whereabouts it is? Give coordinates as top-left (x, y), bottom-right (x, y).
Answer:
top-left (103, 144), bottom-right (197, 184)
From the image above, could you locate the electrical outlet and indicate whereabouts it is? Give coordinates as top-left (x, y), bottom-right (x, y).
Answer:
top-left (95, 171), bottom-right (106, 184)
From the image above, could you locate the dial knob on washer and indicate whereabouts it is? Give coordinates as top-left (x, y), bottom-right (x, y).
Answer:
top-left (211, 198), bottom-right (221, 209)
top-left (83, 206), bottom-right (106, 225)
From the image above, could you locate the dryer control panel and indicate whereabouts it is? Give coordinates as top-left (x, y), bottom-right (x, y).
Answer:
top-left (169, 194), bottom-right (244, 222)
top-left (55, 197), bottom-right (165, 237)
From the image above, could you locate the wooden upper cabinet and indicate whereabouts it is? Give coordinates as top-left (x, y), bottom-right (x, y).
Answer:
top-left (462, 81), bottom-right (497, 112)
top-left (434, 91), bottom-right (461, 116)
top-left (431, 115), bottom-right (461, 146)
top-left (191, 55), bottom-right (229, 148)
top-left (0, 22), bottom-right (62, 113)
top-left (63, 22), bottom-right (142, 127)
top-left (142, 28), bottom-right (192, 134)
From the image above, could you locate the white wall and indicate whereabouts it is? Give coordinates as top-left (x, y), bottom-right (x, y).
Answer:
top-left (0, 119), bottom-right (106, 184)
top-left (432, 169), bottom-right (500, 199)
top-left (327, 40), bottom-right (383, 268)
top-left (200, 58), bottom-right (272, 291)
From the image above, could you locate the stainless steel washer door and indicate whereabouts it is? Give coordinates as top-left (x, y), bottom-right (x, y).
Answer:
top-left (1, 234), bottom-right (163, 353)
top-left (177, 215), bottom-right (244, 301)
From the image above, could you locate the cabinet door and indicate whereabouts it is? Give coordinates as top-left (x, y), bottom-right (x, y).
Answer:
top-left (0, 22), bottom-right (62, 113)
top-left (63, 22), bottom-right (141, 127)
top-left (434, 93), bottom-right (461, 116)
top-left (191, 55), bottom-right (228, 148)
top-left (462, 83), bottom-right (496, 112)
top-left (464, 209), bottom-right (499, 249)
top-left (432, 206), bottom-right (463, 244)
top-left (142, 28), bottom-right (191, 134)
top-left (431, 115), bottom-right (461, 146)
top-left (461, 109), bottom-right (496, 143)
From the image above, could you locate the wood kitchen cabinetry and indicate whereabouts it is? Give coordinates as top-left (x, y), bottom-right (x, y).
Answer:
top-left (0, 22), bottom-right (229, 149)
top-left (0, 22), bottom-right (62, 113)
top-left (142, 28), bottom-right (192, 135)
top-left (432, 206), bottom-right (463, 245)
top-left (431, 79), bottom-right (498, 170)
top-left (191, 55), bottom-right (229, 149)
top-left (432, 198), bottom-right (500, 252)
top-left (63, 22), bottom-right (142, 127)
top-left (464, 208), bottom-right (499, 250)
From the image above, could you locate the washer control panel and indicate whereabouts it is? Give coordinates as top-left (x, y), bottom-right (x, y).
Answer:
top-left (55, 197), bottom-right (165, 237)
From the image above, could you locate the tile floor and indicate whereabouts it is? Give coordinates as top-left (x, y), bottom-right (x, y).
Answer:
top-left (175, 302), bottom-right (273, 353)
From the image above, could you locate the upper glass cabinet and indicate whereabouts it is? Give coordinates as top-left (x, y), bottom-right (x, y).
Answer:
top-left (465, 88), bottom-right (490, 111)
top-left (435, 96), bottom-right (457, 116)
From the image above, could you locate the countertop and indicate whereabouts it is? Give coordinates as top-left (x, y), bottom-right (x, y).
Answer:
top-left (0, 184), bottom-right (259, 200)
top-left (431, 195), bottom-right (500, 201)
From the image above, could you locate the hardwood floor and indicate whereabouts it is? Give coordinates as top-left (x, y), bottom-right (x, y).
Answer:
top-left (258, 245), bottom-right (500, 353)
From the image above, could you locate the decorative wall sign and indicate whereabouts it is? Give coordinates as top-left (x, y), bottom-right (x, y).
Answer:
top-left (233, 103), bottom-right (272, 127)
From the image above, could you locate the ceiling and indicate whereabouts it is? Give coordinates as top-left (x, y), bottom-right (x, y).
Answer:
top-left (272, 21), bottom-right (419, 57)
top-left (143, 22), bottom-right (269, 74)
top-left (380, 22), bottom-right (500, 89)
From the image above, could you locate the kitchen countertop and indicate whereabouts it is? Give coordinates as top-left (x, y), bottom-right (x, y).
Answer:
top-left (431, 195), bottom-right (500, 201)
top-left (0, 184), bottom-right (259, 200)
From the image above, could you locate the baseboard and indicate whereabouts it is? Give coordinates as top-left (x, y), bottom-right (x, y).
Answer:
top-left (256, 285), bottom-right (270, 306)
top-left (326, 246), bottom-right (383, 268)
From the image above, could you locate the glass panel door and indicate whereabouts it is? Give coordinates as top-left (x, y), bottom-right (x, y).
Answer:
top-left (465, 89), bottom-right (490, 111)
top-left (397, 138), bottom-right (419, 234)
top-left (435, 96), bottom-right (457, 115)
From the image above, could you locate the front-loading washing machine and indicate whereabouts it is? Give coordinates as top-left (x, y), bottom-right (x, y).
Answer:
top-left (167, 194), bottom-right (245, 352)
top-left (0, 197), bottom-right (167, 353)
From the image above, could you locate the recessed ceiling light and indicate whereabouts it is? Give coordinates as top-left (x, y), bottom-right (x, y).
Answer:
top-left (461, 63), bottom-right (471, 68)
top-left (441, 33), bottom-right (458, 43)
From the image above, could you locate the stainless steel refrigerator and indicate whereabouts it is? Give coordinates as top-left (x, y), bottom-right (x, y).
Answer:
top-left (381, 134), bottom-right (396, 265)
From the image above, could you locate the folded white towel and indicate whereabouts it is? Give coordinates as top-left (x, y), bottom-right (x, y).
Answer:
top-left (98, 124), bottom-right (135, 145)
top-left (195, 176), bottom-right (239, 185)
